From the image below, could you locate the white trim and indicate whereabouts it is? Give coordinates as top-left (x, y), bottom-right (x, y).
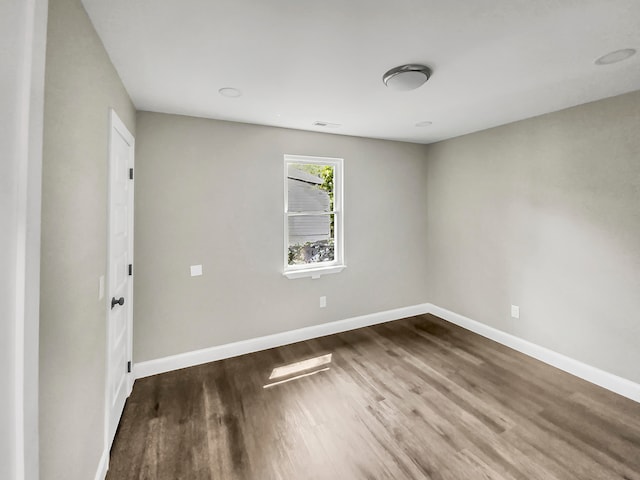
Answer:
top-left (93, 449), bottom-right (109, 480)
top-left (429, 304), bottom-right (640, 403)
top-left (134, 301), bottom-right (640, 403)
top-left (6, 1), bottom-right (48, 479)
top-left (283, 264), bottom-right (346, 279)
top-left (104, 109), bottom-right (135, 463)
top-left (109, 109), bottom-right (135, 146)
top-left (124, 114), bottom-right (135, 398)
top-left (134, 303), bottom-right (432, 378)
top-left (283, 154), bottom-right (345, 278)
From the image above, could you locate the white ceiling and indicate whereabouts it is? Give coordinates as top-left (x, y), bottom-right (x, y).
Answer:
top-left (82, 0), bottom-right (640, 144)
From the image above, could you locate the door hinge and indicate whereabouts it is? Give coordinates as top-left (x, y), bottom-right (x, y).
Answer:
top-left (127, 361), bottom-right (132, 373)
top-left (129, 168), bottom-right (134, 180)
top-left (128, 264), bottom-right (132, 276)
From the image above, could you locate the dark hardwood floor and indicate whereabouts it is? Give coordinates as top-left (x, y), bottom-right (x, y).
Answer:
top-left (106, 314), bottom-right (640, 479)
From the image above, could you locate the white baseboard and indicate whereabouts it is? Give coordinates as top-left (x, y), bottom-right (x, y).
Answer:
top-left (429, 304), bottom-right (640, 403)
top-left (133, 301), bottom-right (639, 403)
top-left (134, 303), bottom-right (432, 379)
top-left (94, 448), bottom-right (109, 480)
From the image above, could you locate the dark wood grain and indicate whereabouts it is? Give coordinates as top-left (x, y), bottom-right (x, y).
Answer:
top-left (106, 314), bottom-right (640, 480)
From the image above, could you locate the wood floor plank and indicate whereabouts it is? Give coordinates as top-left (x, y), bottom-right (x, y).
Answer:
top-left (106, 315), bottom-right (640, 479)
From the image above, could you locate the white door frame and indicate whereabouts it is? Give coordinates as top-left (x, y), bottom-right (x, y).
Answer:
top-left (2, 1), bottom-right (48, 479)
top-left (104, 109), bottom-right (135, 456)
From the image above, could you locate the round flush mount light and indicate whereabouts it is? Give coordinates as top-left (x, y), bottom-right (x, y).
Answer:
top-left (594, 48), bottom-right (636, 65)
top-left (218, 87), bottom-right (242, 98)
top-left (415, 120), bottom-right (433, 127)
top-left (383, 64), bottom-right (432, 91)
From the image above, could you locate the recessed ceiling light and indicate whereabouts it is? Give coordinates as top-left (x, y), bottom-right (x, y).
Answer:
top-left (415, 120), bottom-right (433, 127)
top-left (383, 64), bottom-right (432, 91)
top-left (218, 87), bottom-right (242, 98)
top-left (312, 121), bottom-right (341, 128)
top-left (594, 48), bottom-right (636, 65)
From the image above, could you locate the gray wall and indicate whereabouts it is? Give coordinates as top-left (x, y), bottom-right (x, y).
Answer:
top-left (40, 0), bottom-right (136, 479)
top-left (134, 112), bottom-right (429, 362)
top-left (426, 90), bottom-right (640, 384)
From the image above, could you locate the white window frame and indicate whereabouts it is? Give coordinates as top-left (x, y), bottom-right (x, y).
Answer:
top-left (283, 154), bottom-right (345, 279)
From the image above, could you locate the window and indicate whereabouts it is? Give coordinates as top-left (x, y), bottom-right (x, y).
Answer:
top-left (283, 155), bottom-right (345, 279)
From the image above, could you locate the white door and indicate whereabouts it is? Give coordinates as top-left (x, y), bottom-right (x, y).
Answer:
top-left (106, 109), bottom-right (134, 449)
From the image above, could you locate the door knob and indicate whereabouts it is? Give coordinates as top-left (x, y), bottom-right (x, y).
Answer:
top-left (111, 297), bottom-right (125, 309)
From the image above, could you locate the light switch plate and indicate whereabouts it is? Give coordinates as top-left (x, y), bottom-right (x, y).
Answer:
top-left (190, 264), bottom-right (203, 276)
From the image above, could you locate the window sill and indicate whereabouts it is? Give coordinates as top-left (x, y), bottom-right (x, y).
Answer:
top-left (283, 264), bottom-right (346, 280)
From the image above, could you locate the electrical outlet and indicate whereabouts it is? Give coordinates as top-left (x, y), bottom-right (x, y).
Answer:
top-left (511, 305), bottom-right (520, 319)
top-left (319, 296), bottom-right (327, 308)
top-left (190, 265), bottom-right (203, 276)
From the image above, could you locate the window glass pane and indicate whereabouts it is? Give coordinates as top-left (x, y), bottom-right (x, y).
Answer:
top-left (288, 214), bottom-right (335, 265)
top-left (287, 163), bottom-right (334, 212)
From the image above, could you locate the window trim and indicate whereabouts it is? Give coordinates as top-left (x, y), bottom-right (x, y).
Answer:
top-left (283, 154), bottom-right (345, 279)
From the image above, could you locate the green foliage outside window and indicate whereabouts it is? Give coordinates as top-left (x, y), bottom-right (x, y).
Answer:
top-left (287, 159), bottom-right (340, 268)
top-left (293, 164), bottom-right (334, 209)
top-left (293, 164), bottom-right (335, 239)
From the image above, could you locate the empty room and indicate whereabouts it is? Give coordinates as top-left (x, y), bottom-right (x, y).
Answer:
top-left (3, 0), bottom-right (640, 479)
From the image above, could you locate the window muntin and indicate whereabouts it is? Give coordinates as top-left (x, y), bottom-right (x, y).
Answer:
top-left (284, 155), bottom-right (343, 275)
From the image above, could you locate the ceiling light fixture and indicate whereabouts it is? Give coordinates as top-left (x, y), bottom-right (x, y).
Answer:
top-left (594, 48), bottom-right (636, 65)
top-left (415, 120), bottom-right (433, 127)
top-left (383, 64), bottom-right (432, 91)
top-left (218, 87), bottom-right (242, 98)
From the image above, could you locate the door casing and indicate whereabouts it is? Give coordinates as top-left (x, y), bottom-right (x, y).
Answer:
top-left (104, 108), bottom-right (135, 453)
